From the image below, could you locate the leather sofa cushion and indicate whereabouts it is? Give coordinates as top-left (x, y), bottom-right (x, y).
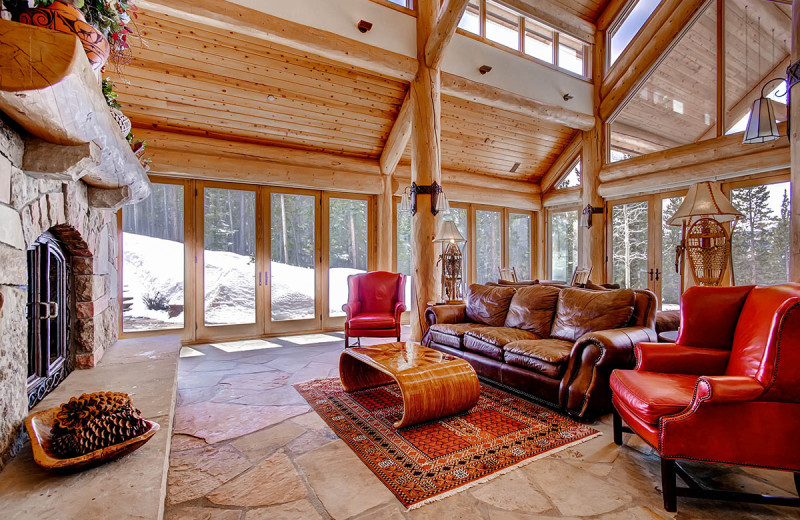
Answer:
top-left (429, 323), bottom-right (487, 349)
top-left (465, 284), bottom-right (516, 327)
top-left (463, 327), bottom-right (540, 361)
top-left (348, 313), bottom-right (395, 330)
top-left (610, 370), bottom-right (696, 425)
top-left (503, 339), bottom-right (573, 378)
top-left (550, 288), bottom-right (636, 342)
top-left (504, 285), bottom-right (561, 337)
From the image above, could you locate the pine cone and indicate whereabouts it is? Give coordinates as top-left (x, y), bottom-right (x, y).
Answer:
top-left (52, 392), bottom-right (136, 437)
top-left (76, 412), bottom-right (149, 454)
top-left (50, 433), bottom-right (81, 459)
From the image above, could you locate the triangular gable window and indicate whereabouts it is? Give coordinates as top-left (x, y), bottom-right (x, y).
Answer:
top-left (555, 159), bottom-right (581, 190)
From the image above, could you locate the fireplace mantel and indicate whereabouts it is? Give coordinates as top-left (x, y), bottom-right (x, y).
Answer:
top-left (0, 20), bottom-right (151, 210)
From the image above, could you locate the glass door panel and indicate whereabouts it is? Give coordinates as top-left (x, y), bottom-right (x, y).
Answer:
top-left (476, 210), bottom-right (502, 284)
top-left (611, 201), bottom-right (650, 289)
top-left (447, 207), bottom-right (469, 287)
top-left (200, 185), bottom-right (259, 338)
top-left (396, 201), bottom-right (412, 305)
top-left (550, 210), bottom-right (578, 281)
top-left (660, 197), bottom-right (684, 309)
top-left (327, 198), bottom-right (368, 322)
top-left (270, 192), bottom-right (319, 330)
top-left (509, 213), bottom-right (532, 280)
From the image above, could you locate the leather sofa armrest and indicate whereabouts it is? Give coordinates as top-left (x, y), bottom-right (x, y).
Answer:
top-left (393, 301), bottom-right (406, 323)
top-left (342, 302), bottom-right (361, 321)
top-left (694, 376), bottom-right (765, 404)
top-left (635, 343), bottom-right (729, 375)
top-left (559, 326), bottom-right (657, 420)
top-left (424, 304), bottom-right (467, 327)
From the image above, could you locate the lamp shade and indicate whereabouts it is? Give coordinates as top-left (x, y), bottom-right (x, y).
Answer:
top-left (667, 181), bottom-right (743, 226)
top-left (743, 97), bottom-right (780, 144)
top-left (399, 188), bottom-right (412, 213)
top-left (434, 220), bottom-right (465, 243)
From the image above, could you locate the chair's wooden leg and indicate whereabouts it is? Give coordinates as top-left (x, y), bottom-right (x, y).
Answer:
top-left (612, 409), bottom-right (623, 446)
top-left (344, 332), bottom-right (349, 349)
top-left (661, 457), bottom-right (678, 512)
top-left (795, 472), bottom-right (800, 497)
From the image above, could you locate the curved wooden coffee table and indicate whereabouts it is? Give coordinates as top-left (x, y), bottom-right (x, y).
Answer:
top-left (339, 342), bottom-right (480, 428)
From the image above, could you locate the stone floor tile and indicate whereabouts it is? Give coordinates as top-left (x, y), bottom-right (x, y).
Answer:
top-left (174, 401), bottom-right (309, 443)
top-left (178, 372), bottom-right (225, 390)
top-left (177, 386), bottom-right (220, 406)
top-left (265, 356), bottom-right (314, 373)
top-left (206, 451), bottom-right (306, 507)
top-left (231, 421), bottom-right (306, 462)
top-left (526, 458), bottom-right (633, 517)
top-left (219, 371), bottom-right (291, 391)
top-left (170, 434), bottom-right (209, 452)
top-left (244, 499), bottom-right (323, 520)
top-left (351, 503), bottom-right (406, 520)
top-left (290, 411), bottom-right (331, 431)
top-left (296, 441), bottom-right (395, 519)
top-left (469, 470), bottom-right (552, 514)
top-left (228, 385), bottom-right (307, 406)
top-left (406, 492), bottom-right (486, 519)
top-left (167, 444), bottom-right (252, 505)
top-left (286, 428), bottom-right (338, 455)
top-left (287, 362), bottom-right (336, 385)
top-left (167, 506), bottom-right (243, 520)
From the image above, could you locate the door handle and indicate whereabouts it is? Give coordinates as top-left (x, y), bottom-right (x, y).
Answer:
top-left (259, 272), bottom-right (262, 286)
top-left (649, 268), bottom-right (654, 281)
top-left (48, 302), bottom-right (58, 319)
top-left (655, 269), bottom-right (660, 281)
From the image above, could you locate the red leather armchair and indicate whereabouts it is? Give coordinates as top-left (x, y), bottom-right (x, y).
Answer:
top-left (610, 284), bottom-right (800, 512)
top-left (342, 271), bottom-right (406, 348)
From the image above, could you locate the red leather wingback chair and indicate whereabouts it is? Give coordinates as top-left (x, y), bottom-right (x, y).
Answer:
top-left (610, 284), bottom-right (800, 512)
top-left (342, 271), bottom-right (406, 348)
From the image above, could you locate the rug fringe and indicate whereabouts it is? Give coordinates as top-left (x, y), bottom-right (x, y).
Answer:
top-left (406, 431), bottom-right (603, 511)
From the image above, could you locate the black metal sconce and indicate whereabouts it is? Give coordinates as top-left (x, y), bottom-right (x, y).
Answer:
top-left (400, 182), bottom-right (449, 216)
top-left (479, 65), bottom-right (492, 75)
top-left (582, 204), bottom-right (603, 229)
top-left (743, 60), bottom-right (800, 144)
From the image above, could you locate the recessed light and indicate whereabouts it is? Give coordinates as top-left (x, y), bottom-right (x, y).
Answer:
top-left (267, 95), bottom-right (276, 102)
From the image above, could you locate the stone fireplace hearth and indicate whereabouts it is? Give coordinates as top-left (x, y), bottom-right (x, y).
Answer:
top-left (0, 115), bottom-right (120, 469)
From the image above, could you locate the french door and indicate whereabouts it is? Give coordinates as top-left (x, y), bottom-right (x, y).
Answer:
top-left (194, 182), bottom-right (372, 342)
top-left (606, 191), bottom-right (685, 310)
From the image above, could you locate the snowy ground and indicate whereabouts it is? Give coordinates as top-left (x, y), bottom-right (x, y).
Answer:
top-left (122, 233), bottom-right (363, 331)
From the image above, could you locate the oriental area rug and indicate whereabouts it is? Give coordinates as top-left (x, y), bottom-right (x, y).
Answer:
top-left (294, 378), bottom-right (600, 509)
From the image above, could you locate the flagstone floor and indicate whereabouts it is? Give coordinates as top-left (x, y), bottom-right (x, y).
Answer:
top-left (166, 330), bottom-right (800, 520)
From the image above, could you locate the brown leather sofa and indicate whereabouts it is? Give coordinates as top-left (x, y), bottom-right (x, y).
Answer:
top-left (424, 283), bottom-right (657, 421)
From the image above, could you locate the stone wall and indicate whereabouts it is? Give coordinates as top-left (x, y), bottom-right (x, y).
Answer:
top-left (0, 115), bottom-right (120, 470)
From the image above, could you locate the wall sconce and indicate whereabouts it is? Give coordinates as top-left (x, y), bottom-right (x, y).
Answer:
top-left (563, 93), bottom-right (574, 101)
top-left (479, 65), bottom-right (492, 75)
top-left (357, 20), bottom-right (373, 33)
top-left (743, 61), bottom-right (800, 144)
top-left (581, 204), bottom-right (603, 228)
top-left (399, 182), bottom-right (450, 216)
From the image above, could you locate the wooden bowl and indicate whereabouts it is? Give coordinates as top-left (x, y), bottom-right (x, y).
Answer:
top-left (24, 407), bottom-right (160, 473)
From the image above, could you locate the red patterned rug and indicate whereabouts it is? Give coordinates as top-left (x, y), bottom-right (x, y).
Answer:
top-left (294, 378), bottom-right (600, 509)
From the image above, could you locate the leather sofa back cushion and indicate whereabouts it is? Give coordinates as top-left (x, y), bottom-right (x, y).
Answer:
top-left (504, 285), bottom-right (561, 337)
top-left (465, 284), bottom-right (516, 327)
top-left (550, 288), bottom-right (636, 342)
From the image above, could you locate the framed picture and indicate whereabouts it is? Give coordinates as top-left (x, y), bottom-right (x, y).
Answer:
top-left (570, 266), bottom-right (592, 287)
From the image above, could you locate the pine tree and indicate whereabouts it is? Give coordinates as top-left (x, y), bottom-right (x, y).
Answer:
top-left (611, 201), bottom-right (648, 288)
top-left (730, 185), bottom-right (776, 285)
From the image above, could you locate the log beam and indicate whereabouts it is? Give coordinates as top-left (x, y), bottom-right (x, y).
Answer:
top-left (380, 93), bottom-right (413, 175)
top-left (136, 0), bottom-right (418, 81)
top-left (442, 74), bottom-right (595, 131)
top-left (600, 0), bottom-right (709, 121)
top-left (425, 0), bottom-right (471, 70)
top-left (542, 186), bottom-right (581, 207)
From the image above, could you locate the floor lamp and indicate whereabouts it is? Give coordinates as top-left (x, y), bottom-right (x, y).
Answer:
top-left (667, 182), bottom-right (743, 293)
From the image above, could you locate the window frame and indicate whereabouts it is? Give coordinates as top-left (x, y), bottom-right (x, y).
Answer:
top-left (606, 0), bottom-right (664, 70)
top-left (554, 155), bottom-right (582, 190)
top-left (545, 205), bottom-right (583, 281)
top-left (456, 0), bottom-right (592, 80)
top-left (368, 0), bottom-right (415, 16)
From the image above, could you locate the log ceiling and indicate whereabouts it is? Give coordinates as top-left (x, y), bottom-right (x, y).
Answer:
top-left (114, 11), bottom-right (406, 158)
top-left (112, 4), bottom-right (590, 185)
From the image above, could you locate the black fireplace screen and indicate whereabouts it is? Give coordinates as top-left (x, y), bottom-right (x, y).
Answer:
top-left (26, 232), bottom-right (71, 409)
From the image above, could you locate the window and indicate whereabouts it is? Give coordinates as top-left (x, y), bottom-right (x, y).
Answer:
top-left (458, 1), bottom-right (481, 34)
top-left (458, 0), bottom-right (590, 77)
top-left (611, 201), bottom-right (649, 289)
top-left (385, 0), bottom-right (411, 7)
top-left (558, 33), bottom-right (585, 76)
top-left (485, 0), bottom-right (520, 50)
top-left (550, 210), bottom-right (578, 281)
top-left (609, 0), bottom-right (664, 66)
top-left (661, 196), bottom-right (683, 310)
top-left (610, 148), bottom-right (635, 163)
top-left (447, 207), bottom-right (469, 284)
top-left (508, 213), bottom-right (532, 280)
top-left (555, 159), bottom-right (581, 189)
top-left (121, 182), bottom-right (185, 332)
top-left (476, 210), bottom-right (502, 283)
top-left (396, 201), bottom-right (412, 305)
top-left (328, 198), bottom-right (368, 317)
top-left (524, 18), bottom-right (554, 63)
top-left (730, 181), bottom-right (790, 285)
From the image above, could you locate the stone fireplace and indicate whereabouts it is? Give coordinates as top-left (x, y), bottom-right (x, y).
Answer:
top-left (0, 115), bottom-right (121, 469)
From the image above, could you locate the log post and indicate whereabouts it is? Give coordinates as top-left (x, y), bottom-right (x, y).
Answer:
top-left (792, 0), bottom-right (800, 282)
top-left (581, 128), bottom-right (605, 281)
top-left (410, 0), bottom-right (442, 341)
